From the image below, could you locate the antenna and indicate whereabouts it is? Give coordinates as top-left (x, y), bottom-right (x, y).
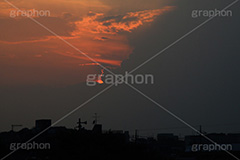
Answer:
top-left (92, 113), bottom-right (100, 125)
top-left (76, 118), bottom-right (87, 130)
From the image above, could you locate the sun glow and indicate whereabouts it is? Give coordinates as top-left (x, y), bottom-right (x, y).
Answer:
top-left (96, 69), bottom-right (104, 84)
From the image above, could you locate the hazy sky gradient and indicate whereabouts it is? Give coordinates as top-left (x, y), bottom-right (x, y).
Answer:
top-left (0, 0), bottom-right (239, 136)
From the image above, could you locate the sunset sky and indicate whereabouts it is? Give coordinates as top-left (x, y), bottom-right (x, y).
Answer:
top-left (0, 0), bottom-right (175, 86)
top-left (0, 0), bottom-right (240, 137)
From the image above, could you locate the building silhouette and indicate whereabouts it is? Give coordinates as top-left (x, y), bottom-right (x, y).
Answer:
top-left (0, 119), bottom-right (240, 160)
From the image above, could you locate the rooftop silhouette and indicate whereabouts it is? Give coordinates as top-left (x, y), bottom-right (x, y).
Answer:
top-left (1, 118), bottom-right (240, 160)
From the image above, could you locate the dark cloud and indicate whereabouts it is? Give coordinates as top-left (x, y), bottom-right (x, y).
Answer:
top-left (118, 0), bottom-right (240, 132)
top-left (101, 36), bottom-right (108, 40)
top-left (87, 12), bottom-right (97, 16)
top-left (96, 14), bottom-right (138, 24)
top-left (96, 14), bottom-right (124, 22)
top-left (102, 22), bottom-right (111, 26)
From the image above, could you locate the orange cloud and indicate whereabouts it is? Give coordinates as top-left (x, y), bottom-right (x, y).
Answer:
top-left (72, 6), bottom-right (174, 35)
top-left (58, 7), bottom-right (175, 67)
top-left (0, 7), bottom-right (175, 68)
top-left (79, 63), bottom-right (100, 66)
top-left (0, 1), bottom-right (175, 85)
top-left (54, 50), bottom-right (122, 67)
